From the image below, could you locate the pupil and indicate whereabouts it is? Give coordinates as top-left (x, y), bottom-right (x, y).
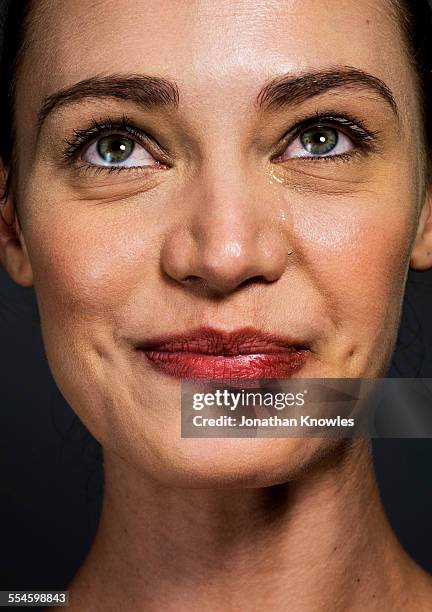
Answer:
top-left (98, 135), bottom-right (134, 163)
top-left (300, 127), bottom-right (338, 155)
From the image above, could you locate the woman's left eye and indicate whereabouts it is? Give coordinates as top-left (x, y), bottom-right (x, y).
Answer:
top-left (81, 134), bottom-right (157, 167)
top-left (283, 126), bottom-right (354, 159)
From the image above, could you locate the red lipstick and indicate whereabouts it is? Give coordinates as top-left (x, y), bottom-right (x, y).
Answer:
top-left (136, 327), bottom-right (310, 379)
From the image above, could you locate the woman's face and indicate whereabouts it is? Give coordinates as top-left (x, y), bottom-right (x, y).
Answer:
top-left (6, 0), bottom-right (432, 485)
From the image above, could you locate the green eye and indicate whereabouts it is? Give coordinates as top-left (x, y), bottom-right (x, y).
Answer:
top-left (97, 135), bottom-right (135, 164)
top-left (300, 127), bottom-right (338, 155)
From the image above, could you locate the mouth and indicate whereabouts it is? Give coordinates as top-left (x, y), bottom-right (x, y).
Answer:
top-left (135, 327), bottom-right (311, 379)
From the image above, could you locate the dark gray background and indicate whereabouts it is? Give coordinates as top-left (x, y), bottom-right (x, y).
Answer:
top-left (0, 0), bottom-right (432, 593)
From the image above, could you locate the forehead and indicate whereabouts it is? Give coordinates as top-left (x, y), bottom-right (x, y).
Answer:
top-left (23, 0), bottom-right (410, 106)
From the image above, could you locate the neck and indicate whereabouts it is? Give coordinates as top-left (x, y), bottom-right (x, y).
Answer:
top-left (68, 440), bottom-right (428, 611)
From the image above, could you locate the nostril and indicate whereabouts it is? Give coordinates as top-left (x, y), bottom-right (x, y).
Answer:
top-left (177, 273), bottom-right (272, 297)
top-left (183, 275), bottom-right (201, 284)
top-left (180, 276), bottom-right (215, 294)
top-left (237, 275), bottom-right (271, 290)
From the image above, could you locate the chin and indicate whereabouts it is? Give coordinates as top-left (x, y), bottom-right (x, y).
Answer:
top-left (126, 436), bottom-right (345, 489)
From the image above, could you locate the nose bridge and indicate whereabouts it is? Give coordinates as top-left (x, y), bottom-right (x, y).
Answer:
top-left (192, 151), bottom-right (275, 276)
top-left (184, 95), bottom-right (257, 224)
top-left (196, 150), bottom-right (259, 241)
top-left (161, 132), bottom-right (292, 295)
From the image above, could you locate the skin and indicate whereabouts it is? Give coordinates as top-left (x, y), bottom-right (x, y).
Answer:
top-left (1, 0), bottom-right (432, 609)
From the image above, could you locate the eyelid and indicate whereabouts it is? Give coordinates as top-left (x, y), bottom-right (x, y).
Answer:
top-left (81, 135), bottom-right (159, 169)
top-left (273, 113), bottom-right (378, 161)
top-left (62, 116), bottom-right (172, 166)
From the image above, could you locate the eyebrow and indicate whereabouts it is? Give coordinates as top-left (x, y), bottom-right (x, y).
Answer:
top-left (37, 66), bottom-right (398, 130)
top-left (256, 67), bottom-right (398, 116)
top-left (37, 74), bottom-right (180, 130)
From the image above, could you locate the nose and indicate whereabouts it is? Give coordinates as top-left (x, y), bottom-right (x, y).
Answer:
top-left (161, 166), bottom-right (293, 296)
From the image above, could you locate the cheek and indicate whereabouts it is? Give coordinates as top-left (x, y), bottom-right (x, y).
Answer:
top-left (294, 196), bottom-right (412, 289)
top-left (21, 194), bottom-right (168, 393)
top-left (26, 203), bottom-right (158, 315)
top-left (20, 197), bottom-right (168, 440)
top-left (289, 182), bottom-right (417, 367)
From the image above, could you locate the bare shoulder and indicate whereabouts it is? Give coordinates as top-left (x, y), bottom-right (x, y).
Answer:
top-left (406, 564), bottom-right (432, 611)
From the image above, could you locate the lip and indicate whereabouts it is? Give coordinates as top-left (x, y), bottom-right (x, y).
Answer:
top-left (135, 327), bottom-right (310, 379)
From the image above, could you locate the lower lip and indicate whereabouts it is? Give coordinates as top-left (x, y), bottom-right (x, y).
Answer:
top-left (141, 350), bottom-right (309, 379)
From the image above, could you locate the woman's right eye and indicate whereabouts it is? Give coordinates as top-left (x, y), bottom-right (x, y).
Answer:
top-left (81, 133), bottom-right (158, 168)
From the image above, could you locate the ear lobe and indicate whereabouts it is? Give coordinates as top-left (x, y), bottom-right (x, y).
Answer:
top-left (410, 189), bottom-right (432, 272)
top-left (0, 193), bottom-right (33, 288)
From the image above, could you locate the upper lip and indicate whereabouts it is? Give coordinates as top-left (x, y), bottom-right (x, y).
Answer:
top-left (135, 326), bottom-right (310, 356)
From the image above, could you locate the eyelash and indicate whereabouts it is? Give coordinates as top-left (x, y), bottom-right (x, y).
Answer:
top-left (62, 112), bottom-right (378, 175)
top-left (62, 115), bottom-right (169, 174)
top-left (275, 112), bottom-right (378, 162)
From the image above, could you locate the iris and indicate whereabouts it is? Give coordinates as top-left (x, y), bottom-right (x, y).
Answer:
top-left (97, 135), bottom-right (134, 164)
top-left (300, 127), bottom-right (338, 155)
